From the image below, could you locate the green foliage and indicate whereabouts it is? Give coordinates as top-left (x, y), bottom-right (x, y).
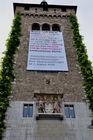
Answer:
top-left (70, 14), bottom-right (93, 125)
top-left (0, 10), bottom-right (21, 139)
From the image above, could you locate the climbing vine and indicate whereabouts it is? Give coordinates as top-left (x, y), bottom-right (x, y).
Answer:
top-left (0, 11), bottom-right (21, 139)
top-left (70, 14), bottom-right (93, 125)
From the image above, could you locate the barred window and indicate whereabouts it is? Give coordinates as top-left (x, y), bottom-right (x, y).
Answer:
top-left (23, 104), bottom-right (33, 117)
top-left (64, 105), bottom-right (75, 118)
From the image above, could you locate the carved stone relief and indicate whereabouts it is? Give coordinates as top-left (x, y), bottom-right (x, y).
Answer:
top-left (35, 94), bottom-right (62, 113)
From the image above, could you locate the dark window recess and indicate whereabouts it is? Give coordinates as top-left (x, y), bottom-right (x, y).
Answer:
top-left (24, 6), bottom-right (30, 10)
top-left (23, 104), bottom-right (33, 117)
top-left (43, 7), bottom-right (48, 11)
top-left (35, 8), bottom-right (37, 12)
top-left (61, 7), bottom-right (66, 12)
top-left (54, 9), bottom-right (56, 13)
top-left (58, 15), bottom-right (61, 17)
top-left (64, 105), bottom-right (75, 118)
top-left (40, 14), bottom-right (43, 17)
top-left (49, 15), bottom-right (52, 17)
top-left (53, 15), bottom-right (57, 17)
top-left (52, 24), bottom-right (60, 31)
top-left (32, 23), bottom-right (40, 30)
top-left (42, 24), bottom-right (50, 31)
top-left (41, 1), bottom-right (48, 11)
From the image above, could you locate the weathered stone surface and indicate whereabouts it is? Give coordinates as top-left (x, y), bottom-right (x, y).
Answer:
top-left (12, 6), bottom-right (85, 102)
top-left (3, 101), bottom-right (93, 140)
top-left (3, 4), bottom-right (90, 140)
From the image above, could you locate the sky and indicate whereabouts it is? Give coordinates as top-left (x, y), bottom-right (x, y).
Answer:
top-left (0, 0), bottom-right (93, 64)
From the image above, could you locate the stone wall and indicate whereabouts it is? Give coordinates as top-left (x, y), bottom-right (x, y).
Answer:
top-left (12, 6), bottom-right (85, 102)
top-left (3, 101), bottom-right (93, 140)
top-left (3, 4), bottom-right (92, 140)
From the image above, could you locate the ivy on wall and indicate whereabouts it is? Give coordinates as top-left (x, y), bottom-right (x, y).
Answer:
top-left (0, 11), bottom-right (21, 139)
top-left (70, 14), bottom-right (93, 125)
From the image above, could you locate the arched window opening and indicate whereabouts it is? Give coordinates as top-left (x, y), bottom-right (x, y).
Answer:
top-left (40, 14), bottom-right (43, 17)
top-left (44, 15), bottom-right (47, 17)
top-left (35, 14), bottom-right (38, 17)
top-left (52, 24), bottom-right (60, 31)
top-left (58, 15), bottom-right (61, 18)
top-left (49, 15), bottom-right (52, 17)
top-left (42, 24), bottom-right (50, 31)
top-left (32, 23), bottom-right (40, 30)
top-left (53, 15), bottom-right (57, 17)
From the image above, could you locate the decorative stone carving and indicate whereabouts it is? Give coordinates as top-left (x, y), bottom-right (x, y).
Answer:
top-left (53, 101), bottom-right (61, 113)
top-left (35, 94), bottom-right (62, 114)
top-left (45, 103), bottom-right (53, 113)
top-left (38, 101), bottom-right (45, 113)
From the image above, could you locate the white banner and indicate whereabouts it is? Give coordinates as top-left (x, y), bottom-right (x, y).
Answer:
top-left (27, 31), bottom-right (68, 71)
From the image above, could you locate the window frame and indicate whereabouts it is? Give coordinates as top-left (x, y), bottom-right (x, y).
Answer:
top-left (23, 104), bottom-right (33, 117)
top-left (42, 24), bottom-right (50, 31)
top-left (32, 23), bottom-right (40, 31)
top-left (24, 6), bottom-right (30, 10)
top-left (64, 104), bottom-right (75, 118)
top-left (52, 24), bottom-right (60, 31)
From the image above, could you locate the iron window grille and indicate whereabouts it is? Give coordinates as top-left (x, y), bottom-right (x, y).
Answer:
top-left (64, 105), bottom-right (75, 118)
top-left (23, 104), bottom-right (33, 117)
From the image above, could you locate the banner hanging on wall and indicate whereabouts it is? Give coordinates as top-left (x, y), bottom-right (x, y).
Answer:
top-left (27, 31), bottom-right (68, 71)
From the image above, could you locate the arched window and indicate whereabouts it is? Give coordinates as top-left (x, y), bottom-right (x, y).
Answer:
top-left (32, 23), bottom-right (40, 30)
top-left (52, 24), bottom-right (60, 31)
top-left (58, 15), bottom-right (61, 18)
top-left (42, 24), bottom-right (50, 31)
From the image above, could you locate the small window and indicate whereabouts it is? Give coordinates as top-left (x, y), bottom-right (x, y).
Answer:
top-left (49, 15), bottom-right (52, 17)
top-left (35, 8), bottom-right (37, 12)
top-left (23, 104), bottom-right (33, 117)
top-left (64, 105), bottom-right (75, 118)
top-left (24, 6), bottom-right (30, 10)
top-left (43, 7), bottom-right (48, 11)
top-left (54, 9), bottom-right (56, 13)
top-left (58, 15), bottom-right (61, 18)
top-left (52, 24), bottom-right (60, 31)
top-left (42, 24), bottom-right (50, 31)
top-left (32, 23), bottom-right (40, 30)
top-left (61, 7), bottom-right (66, 12)
top-left (40, 14), bottom-right (43, 17)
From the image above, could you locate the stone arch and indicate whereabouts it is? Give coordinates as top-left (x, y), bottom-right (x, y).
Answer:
top-left (32, 23), bottom-right (40, 30)
top-left (42, 23), bottom-right (50, 31)
top-left (52, 24), bottom-right (60, 31)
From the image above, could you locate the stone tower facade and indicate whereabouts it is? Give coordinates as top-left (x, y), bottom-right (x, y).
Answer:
top-left (3, 1), bottom-right (93, 140)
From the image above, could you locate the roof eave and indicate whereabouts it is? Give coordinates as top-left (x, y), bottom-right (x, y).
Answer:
top-left (13, 3), bottom-right (77, 14)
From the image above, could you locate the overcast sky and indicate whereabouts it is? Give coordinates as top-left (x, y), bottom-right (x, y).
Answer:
top-left (0, 0), bottom-right (93, 64)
